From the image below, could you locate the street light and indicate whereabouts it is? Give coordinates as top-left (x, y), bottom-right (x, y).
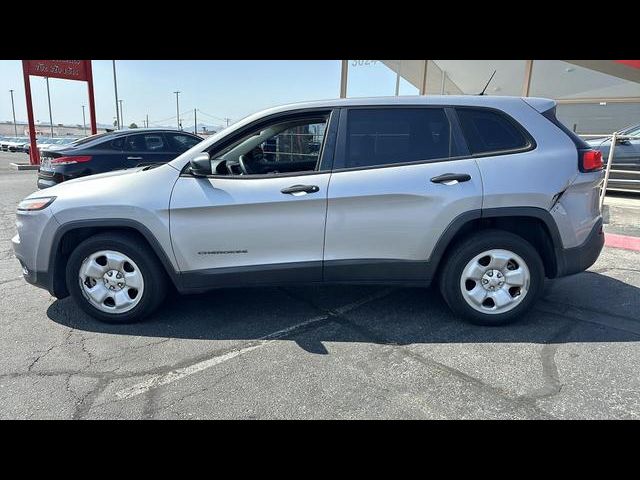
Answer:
top-left (9, 89), bottom-right (17, 137)
top-left (112, 60), bottom-right (120, 130)
top-left (81, 105), bottom-right (86, 135)
top-left (45, 77), bottom-right (54, 138)
top-left (118, 99), bottom-right (124, 128)
top-left (174, 91), bottom-right (181, 130)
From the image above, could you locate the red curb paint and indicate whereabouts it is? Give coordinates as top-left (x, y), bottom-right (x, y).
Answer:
top-left (605, 233), bottom-right (640, 252)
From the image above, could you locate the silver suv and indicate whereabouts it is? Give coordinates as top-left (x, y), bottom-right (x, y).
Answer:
top-left (12, 96), bottom-right (605, 326)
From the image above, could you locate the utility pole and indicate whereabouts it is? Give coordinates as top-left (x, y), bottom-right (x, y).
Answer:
top-left (118, 99), bottom-right (124, 128)
top-left (146, 114), bottom-right (149, 128)
top-left (194, 108), bottom-right (197, 134)
top-left (9, 89), bottom-right (17, 137)
top-left (174, 91), bottom-right (180, 130)
top-left (81, 105), bottom-right (86, 135)
top-left (224, 117), bottom-right (230, 128)
top-left (112, 60), bottom-right (120, 130)
top-left (45, 77), bottom-right (54, 137)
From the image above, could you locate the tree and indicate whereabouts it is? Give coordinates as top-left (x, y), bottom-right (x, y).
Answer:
top-left (129, 123), bottom-right (138, 129)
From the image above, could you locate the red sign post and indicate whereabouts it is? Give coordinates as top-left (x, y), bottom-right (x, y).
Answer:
top-left (21, 60), bottom-right (97, 165)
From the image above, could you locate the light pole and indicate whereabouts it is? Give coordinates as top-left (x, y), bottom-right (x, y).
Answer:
top-left (194, 108), bottom-right (197, 135)
top-left (112, 60), bottom-right (120, 130)
top-left (81, 105), bottom-right (86, 135)
top-left (9, 89), bottom-right (18, 137)
top-left (45, 77), bottom-right (54, 137)
top-left (174, 91), bottom-right (180, 130)
top-left (118, 99), bottom-right (124, 128)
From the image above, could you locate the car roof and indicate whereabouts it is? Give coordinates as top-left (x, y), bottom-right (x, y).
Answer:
top-left (108, 128), bottom-right (201, 137)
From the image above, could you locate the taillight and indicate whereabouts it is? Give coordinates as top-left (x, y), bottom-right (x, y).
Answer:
top-left (50, 155), bottom-right (92, 166)
top-left (580, 150), bottom-right (603, 172)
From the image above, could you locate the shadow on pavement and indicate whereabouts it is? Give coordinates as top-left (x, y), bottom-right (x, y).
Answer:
top-left (47, 271), bottom-right (640, 352)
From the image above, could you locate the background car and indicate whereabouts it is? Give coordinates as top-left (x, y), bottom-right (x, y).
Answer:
top-left (587, 123), bottom-right (640, 193)
top-left (37, 128), bottom-right (202, 189)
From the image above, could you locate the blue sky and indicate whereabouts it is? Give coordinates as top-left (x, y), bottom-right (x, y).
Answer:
top-left (0, 60), bottom-right (418, 128)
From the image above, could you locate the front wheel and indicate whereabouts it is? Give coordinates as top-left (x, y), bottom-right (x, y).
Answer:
top-left (439, 229), bottom-right (545, 326)
top-left (66, 232), bottom-right (167, 323)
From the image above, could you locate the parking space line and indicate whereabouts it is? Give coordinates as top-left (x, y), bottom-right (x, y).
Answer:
top-left (115, 288), bottom-right (395, 400)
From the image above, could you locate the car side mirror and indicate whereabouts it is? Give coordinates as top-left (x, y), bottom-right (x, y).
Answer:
top-left (190, 152), bottom-right (212, 177)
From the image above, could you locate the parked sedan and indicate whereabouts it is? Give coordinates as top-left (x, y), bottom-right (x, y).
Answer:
top-left (586, 123), bottom-right (640, 193)
top-left (37, 128), bottom-right (203, 189)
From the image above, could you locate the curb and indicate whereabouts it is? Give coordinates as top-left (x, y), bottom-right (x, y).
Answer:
top-left (605, 233), bottom-right (640, 252)
top-left (9, 163), bottom-right (39, 171)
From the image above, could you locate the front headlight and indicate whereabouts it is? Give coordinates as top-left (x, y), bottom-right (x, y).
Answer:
top-left (17, 197), bottom-right (56, 211)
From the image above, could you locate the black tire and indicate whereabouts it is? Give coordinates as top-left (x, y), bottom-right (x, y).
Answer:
top-left (66, 232), bottom-right (168, 323)
top-left (438, 229), bottom-right (545, 326)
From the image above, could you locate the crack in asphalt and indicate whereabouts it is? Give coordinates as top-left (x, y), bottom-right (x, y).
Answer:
top-left (279, 288), bottom-right (557, 419)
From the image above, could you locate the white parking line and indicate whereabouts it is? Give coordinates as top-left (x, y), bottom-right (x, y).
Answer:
top-left (115, 288), bottom-right (394, 400)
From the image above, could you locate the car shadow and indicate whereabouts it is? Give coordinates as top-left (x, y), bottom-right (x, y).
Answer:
top-left (47, 271), bottom-right (640, 353)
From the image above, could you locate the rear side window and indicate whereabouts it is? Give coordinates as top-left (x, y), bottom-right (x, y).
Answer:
top-left (167, 133), bottom-right (201, 152)
top-left (125, 134), bottom-right (168, 152)
top-left (343, 108), bottom-right (455, 169)
top-left (456, 108), bottom-right (530, 154)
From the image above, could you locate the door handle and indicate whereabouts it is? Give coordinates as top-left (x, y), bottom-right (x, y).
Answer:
top-left (430, 173), bottom-right (472, 185)
top-left (127, 156), bottom-right (144, 160)
top-left (281, 184), bottom-right (320, 195)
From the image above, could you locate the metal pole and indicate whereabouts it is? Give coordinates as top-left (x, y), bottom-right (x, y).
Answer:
top-left (395, 61), bottom-right (401, 96)
top-left (599, 132), bottom-right (617, 211)
top-left (45, 77), bottom-right (54, 137)
top-left (112, 60), bottom-right (120, 130)
top-left (119, 100), bottom-right (124, 128)
top-left (194, 108), bottom-right (197, 134)
top-left (440, 70), bottom-right (446, 95)
top-left (420, 60), bottom-right (429, 95)
top-left (174, 91), bottom-right (180, 129)
top-left (9, 90), bottom-right (18, 136)
top-left (82, 105), bottom-right (86, 135)
top-left (340, 60), bottom-right (348, 98)
top-left (522, 60), bottom-right (534, 97)
top-left (146, 114), bottom-right (149, 128)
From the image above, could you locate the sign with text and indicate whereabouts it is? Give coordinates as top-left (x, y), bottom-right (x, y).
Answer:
top-left (23, 60), bottom-right (89, 81)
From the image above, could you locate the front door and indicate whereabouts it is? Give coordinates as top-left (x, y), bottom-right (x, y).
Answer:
top-left (170, 112), bottom-right (335, 289)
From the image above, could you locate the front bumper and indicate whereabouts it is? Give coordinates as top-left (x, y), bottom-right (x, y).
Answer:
top-left (12, 233), bottom-right (51, 292)
top-left (555, 218), bottom-right (604, 277)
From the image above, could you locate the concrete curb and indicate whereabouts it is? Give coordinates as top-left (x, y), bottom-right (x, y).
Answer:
top-left (9, 163), bottom-right (39, 171)
top-left (605, 233), bottom-right (640, 252)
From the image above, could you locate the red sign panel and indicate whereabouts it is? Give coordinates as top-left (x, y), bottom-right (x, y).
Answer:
top-left (23, 60), bottom-right (89, 81)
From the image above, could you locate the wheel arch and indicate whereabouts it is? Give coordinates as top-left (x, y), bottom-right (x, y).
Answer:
top-left (429, 207), bottom-right (562, 281)
top-left (48, 219), bottom-right (180, 298)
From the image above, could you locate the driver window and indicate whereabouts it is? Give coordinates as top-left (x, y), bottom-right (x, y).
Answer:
top-left (213, 116), bottom-right (328, 176)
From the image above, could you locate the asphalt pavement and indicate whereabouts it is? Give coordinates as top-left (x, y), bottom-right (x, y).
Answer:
top-left (1, 151), bottom-right (639, 419)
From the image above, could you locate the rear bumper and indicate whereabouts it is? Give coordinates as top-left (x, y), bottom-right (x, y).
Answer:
top-left (37, 171), bottom-right (65, 189)
top-left (556, 218), bottom-right (604, 277)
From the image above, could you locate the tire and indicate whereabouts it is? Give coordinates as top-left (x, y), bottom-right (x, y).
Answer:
top-left (66, 232), bottom-right (168, 323)
top-left (438, 229), bottom-right (545, 326)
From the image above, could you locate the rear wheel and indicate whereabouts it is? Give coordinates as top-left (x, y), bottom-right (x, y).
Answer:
top-left (66, 232), bottom-right (167, 323)
top-left (439, 229), bottom-right (544, 326)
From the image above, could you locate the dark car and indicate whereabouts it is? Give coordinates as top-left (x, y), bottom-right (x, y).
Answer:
top-left (37, 129), bottom-right (203, 189)
top-left (586, 123), bottom-right (640, 193)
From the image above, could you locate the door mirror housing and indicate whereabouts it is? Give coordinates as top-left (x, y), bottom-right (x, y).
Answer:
top-left (190, 152), bottom-right (212, 176)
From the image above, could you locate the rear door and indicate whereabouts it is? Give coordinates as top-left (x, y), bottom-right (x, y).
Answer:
top-left (324, 106), bottom-right (483, 282)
